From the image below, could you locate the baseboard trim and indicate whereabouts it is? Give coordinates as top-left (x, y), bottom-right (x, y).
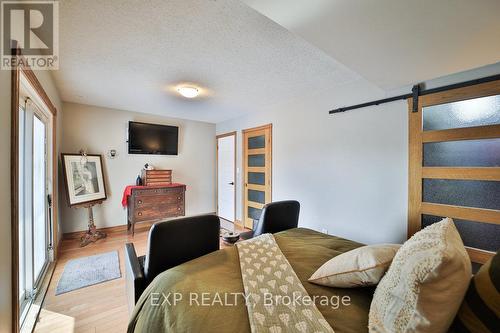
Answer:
top-left (63, 213), bottom-right (220, 239)
top-left (63, 222), bottom-right (155, 240)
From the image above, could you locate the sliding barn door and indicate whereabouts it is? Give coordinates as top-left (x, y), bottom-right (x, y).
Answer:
top-left (408, 79), bottom-right (500, 264)
top-left (243, 124), bottom-right (272, 229)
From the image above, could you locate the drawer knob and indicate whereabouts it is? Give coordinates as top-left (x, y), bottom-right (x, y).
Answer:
top-left (177, 197), bottom-right (181, 200)
top-left (138, 212), bottom-right (142, 216)
top-left (138, 200), bottom-right (142, 204)
top-left (177, 207), bottom-right (181, 211)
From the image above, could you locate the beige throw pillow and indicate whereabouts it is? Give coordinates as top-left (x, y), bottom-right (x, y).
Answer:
top-left (369, 218), bottom-right (471, 333)
top-left (308, 244), bottom-right (401, 288)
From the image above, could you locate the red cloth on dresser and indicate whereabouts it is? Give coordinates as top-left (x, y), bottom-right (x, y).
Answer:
top-left (121, 183), bottom-right (186, 207)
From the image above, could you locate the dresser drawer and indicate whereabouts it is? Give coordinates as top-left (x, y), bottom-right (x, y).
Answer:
top-left (132, 187), bottom-right (184, 197)
top-left (134, 209), bottom-right (161, 222)
top-left (134, 204), bottom-right (184, 222)
top-left (134, 193), bottom-right (183, 208)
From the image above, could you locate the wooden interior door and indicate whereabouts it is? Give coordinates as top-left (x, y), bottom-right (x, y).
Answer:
top-left (243, 124), bottom-right (272, 229)
top-left (408, 79), bottom-right (500, 264)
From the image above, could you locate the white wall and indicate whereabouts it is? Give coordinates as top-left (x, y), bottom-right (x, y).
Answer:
top-left (60, 103), bottom-right (216, 233)
top-left (217, 63), bottom-right (500, 245)
top-left (0, 69), bottom-right (62, 333)
top-left (217, 79), bottom-right (409, 245)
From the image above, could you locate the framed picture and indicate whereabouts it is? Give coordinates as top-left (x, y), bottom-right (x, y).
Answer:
top-left (62, 153), bottom-right (107, 206)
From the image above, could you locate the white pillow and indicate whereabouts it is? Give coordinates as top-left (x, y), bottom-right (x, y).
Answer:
top-left (308, 244), bottom-right (401, 288)
top-left (369, 218), bottom-right (471, 333)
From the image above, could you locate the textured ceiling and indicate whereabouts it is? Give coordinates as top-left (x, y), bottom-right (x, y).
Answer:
top-left (243, 0), bottom-right (500, 90)
top-left (54, 0), bottom-right (362, 123)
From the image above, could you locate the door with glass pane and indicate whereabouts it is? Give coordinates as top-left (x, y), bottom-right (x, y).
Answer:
top-left (19, 99), bottom-right (51, 319)
top-left (408, 80), bottom-right (500, 265)
top-left (243, 124), bottom-right (272, 229)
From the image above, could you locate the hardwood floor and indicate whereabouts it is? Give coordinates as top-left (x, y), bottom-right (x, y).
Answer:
top-left (34, 220), bottom-right (246, 333)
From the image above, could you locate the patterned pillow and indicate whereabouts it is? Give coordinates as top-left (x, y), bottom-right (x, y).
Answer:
top-left (308, 244), bottom-right (401, 288)
top-left (369, 218), bottom-right (471, 333)
top-left (450, 250), bottom-right (499, 333)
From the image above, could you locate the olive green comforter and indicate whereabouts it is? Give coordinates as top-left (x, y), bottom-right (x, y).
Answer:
top-left (128, 228), bottom-right (375, 333)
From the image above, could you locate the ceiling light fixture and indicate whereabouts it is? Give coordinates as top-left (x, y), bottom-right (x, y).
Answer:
top-left (177, 86), bottom-right (199, 98)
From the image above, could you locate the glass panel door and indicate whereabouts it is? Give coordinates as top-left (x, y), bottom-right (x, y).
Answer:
top-left (19, 99), bottom-right (51, 322)
top-left (33, 115), bottom-right (48, 283)
top-left (243, 125), bottom-right (272, 229)
top-left (420, 94), bottom-right (500, 262)
top-left (18, 105), bottom-right (26, 308)
top-left (409, 82), bottom-right (500, 265)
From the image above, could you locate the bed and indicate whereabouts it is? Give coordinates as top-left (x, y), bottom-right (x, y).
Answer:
top-left (127, 228), bottom-right (375, 333)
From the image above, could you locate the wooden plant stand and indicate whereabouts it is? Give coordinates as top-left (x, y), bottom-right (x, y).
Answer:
top-left (76, 201), bottom-right (106, 247)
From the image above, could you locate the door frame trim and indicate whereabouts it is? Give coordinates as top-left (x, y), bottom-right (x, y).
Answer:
top-left (216, 131), bottom-right (237, 222)
top-left (242, 124), bottom-right (272, 229)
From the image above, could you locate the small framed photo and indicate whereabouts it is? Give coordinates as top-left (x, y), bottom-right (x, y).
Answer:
top-left (62, 153), bottom-right (107, 206)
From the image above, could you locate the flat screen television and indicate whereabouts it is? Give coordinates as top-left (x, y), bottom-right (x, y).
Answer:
top-left (128, 121), bottom-right (179, 155)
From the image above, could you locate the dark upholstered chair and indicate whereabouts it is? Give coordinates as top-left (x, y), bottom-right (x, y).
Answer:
top-left (240, 200), bottom-right (300, 240)
top-left (125, 214), bottom-right (220, 312)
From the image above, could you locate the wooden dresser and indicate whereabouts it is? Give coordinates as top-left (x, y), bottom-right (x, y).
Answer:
top-left (126, 184), bottom-right (186, 235)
